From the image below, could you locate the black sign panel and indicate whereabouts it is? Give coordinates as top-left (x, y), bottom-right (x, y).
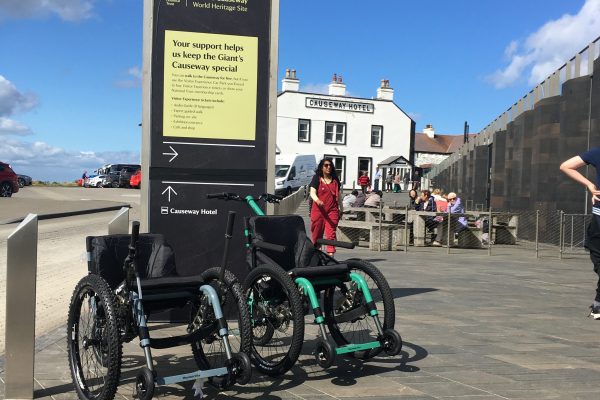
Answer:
top-left (147, 0), bottom-right (272, 276)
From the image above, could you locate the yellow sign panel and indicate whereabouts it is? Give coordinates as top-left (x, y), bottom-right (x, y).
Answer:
top-left (163, 30), bottom-right (258, 140)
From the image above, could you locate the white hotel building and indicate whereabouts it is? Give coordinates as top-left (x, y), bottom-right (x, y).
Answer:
top-left (276, 70), bottom-right (415, 187)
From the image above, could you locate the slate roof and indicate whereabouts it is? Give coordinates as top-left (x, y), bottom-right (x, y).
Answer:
top-left (415, 133), bottom-right (477, 154)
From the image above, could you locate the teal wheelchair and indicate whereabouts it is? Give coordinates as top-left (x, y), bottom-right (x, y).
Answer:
top-left (207, 192), bottom-right (402, 376)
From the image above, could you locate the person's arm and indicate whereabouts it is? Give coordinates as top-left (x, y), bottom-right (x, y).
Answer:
top-left (309, 187), bottom-right (323, 206)
top-left (560, 156), bottom-right (600, 203)
top-left (309, 177), bottom-right (324, 207)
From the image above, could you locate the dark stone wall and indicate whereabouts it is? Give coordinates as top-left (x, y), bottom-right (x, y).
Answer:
top-left (433, 57), bottom-right (600, 214)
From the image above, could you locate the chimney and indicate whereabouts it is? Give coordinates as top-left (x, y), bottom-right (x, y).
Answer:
top-left (282, 68), bottom-right (299, 92)
top-left (376, 79), bottom-right (394, 101)
top-left (423, 124), bottom-right (435, 139)
top-left (328, 73), bottom-right (346, 96)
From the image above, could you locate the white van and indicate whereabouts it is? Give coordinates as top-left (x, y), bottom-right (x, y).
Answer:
top-left (275, 154), bottom-right (317, 196)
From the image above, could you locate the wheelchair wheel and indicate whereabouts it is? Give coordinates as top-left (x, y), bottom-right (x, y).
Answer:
top-left (323, 259), bottom-right (395, 359)
top-left (67, 274), bottom-right (122, 400)
top-left (314, 339), bottom-right (335, 369)
top-left (135, 367), bottom-right (155, 400)
top-left (191, 268), bottom-right (251, 378)
top-left (243, 264), bottom-right (304, 376)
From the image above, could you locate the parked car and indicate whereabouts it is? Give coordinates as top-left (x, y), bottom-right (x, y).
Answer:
top-left (87, 175), bottom-right (107, 188)
top-left (130, 169), bottom-right (141, 189)
top-left (0, 162), bottom-right (20, 197)
top-left (83, 174), bottom-right (97, 187)
top-left (118, 166), bottom-right (140, 188)
top-left (17, 174), bottom-right (32, 188)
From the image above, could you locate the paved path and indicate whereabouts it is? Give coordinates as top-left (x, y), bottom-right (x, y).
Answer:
top-left (2, 245), bottom-right (600, 399)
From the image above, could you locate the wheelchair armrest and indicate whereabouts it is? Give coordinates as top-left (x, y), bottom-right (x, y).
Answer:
top-left (254, 240), bottom-right (286, 253)
top-left (316, 238), bottom-right (355, 249)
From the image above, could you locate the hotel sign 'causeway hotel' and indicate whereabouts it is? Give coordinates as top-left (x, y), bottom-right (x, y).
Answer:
top-left (305, 97), bottom-right (375, 113)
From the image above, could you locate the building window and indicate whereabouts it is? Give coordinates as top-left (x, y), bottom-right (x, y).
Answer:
top-left (325, 154), bottom-right (346, 184)
top-left (371, 125), bottom-right (383, 147)
top-left (324, 122), bottom-right (346, 145)
top-left (298, 119), bottom-right (311, 142)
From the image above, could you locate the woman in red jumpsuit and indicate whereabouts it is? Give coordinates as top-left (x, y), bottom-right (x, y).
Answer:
top-left (310, 158), bottom-right (342, 255)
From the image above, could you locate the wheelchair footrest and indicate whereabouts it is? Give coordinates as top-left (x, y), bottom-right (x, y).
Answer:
top-left (150, 322), bottom-right (217, 349)
top-left (335, 341), bottom-right (381, 355)
top-left (156, 366), bottom-right (229, 386)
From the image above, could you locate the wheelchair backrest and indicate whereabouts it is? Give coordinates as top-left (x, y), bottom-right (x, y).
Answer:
top-left (248, 215), bottom-right (318, 271)
top-left (86, 233), bottom-right (177, 289)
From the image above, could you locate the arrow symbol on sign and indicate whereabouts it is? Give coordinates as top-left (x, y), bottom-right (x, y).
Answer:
top-left (162, 186), bottom-right (177, 202)
top-left (162, 146), bottom-right (178, 162)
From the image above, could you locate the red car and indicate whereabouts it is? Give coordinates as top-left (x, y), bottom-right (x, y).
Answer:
top-left (130, 169), bottom-right (141, 189)
top-left (0, 162), bottom-right (20, 197)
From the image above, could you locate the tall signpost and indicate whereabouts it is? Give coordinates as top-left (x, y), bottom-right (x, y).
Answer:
top-left (141, 0), bottom-right (278, 277)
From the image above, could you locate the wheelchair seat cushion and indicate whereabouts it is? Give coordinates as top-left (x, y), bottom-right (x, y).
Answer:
top-left (248, 215), bottom-right (319, 271)
top-left (291, 263), bottom-right (349, 279)
top-left (86, 233), bottom-right (177, 289)
top-left (139, 275), bottom-right (205, 292)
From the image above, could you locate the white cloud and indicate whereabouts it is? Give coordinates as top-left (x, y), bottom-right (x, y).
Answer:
top-left (0, 117), bottom-right (33, 136)
top-left (0, 75), bottom-right (38, 117)
top-left (115, 66), bottom-right (143, 88)
top-left (487, 0), bottom-right (600, 88)
top-left (0, 0), bottom-right (94, 22)
top-left (0, 137), bottom-right (139, 181)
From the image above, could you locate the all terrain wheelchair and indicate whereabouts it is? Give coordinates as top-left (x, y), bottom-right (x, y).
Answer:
top-left (67, 217), bottom-right (252, 400)
top-left (207, 192), bottom-right (402, 376)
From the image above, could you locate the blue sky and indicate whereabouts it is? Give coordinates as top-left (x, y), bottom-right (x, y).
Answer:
top-left (0, 0), bottom-right (598, 181)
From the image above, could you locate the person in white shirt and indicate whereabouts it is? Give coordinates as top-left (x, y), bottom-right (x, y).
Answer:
top-left (343, 189), bottom-right (359, 208)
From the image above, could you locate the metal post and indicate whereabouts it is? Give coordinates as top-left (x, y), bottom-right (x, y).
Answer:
top-left (570, 214), bottom-right (574, 251)
top-left (378, 201), bottom-right (383, 252)
top-left (488, 207), bottom-right (492, 256)
top-left (108, 206), bottom-right (130, 235)
top-left (5, 213), bottom-right (38, 400)
top-left (559, 210), bottom-right (564, 259)
top-left (404, 206), bottom-right (409, 253)
top-left (535, 210), bottom-right (540, 259)
top-left (447, 207), bottom-right (451, 254)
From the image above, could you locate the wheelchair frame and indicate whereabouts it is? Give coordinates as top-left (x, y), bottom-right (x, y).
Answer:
top-left (207, 192), bottom-right (402, 371)
top-left (68, 218), bottom-right (250, 400)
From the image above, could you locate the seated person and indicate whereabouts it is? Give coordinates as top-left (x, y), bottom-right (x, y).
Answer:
top-left (433, 192), bottom-right (467, 246)
top-left (364, 190), bottom-right (382, 208)
top-left (416, 190), bottom-right (438, 244)
top-left (342, 189), bottom-right (359, 208)
top-left (353, 191), bottom-right (367, 207)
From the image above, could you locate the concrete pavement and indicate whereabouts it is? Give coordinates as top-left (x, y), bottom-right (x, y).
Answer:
top-left (2, 245), bottom-right (600, 399)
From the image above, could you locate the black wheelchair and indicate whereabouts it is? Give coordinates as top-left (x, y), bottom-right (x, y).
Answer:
top-left (67, 217), bottom-right (252, 400)
top-left (207, 192), bottom-right (402, 376)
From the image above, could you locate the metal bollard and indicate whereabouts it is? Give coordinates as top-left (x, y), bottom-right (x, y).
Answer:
top-left (108, 206), bottom-right (130, 235)
top-left (5, 213), bottom-right (38, 400)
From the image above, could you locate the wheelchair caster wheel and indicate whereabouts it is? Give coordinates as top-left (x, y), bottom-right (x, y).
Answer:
top-left (382, 329), bottom-right (402, 356)
top-left (231, 352), bottom-right (252, 385)
top-left (135, 367), bottom-right (155, 400)
top-left (314, 339), bottom-right (335, 368)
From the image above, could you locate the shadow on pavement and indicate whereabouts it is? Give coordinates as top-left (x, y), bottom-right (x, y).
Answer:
top-left (37, 340), bottom-right (428, 399)
top-left (390, 287), bottom-right (438, 299)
